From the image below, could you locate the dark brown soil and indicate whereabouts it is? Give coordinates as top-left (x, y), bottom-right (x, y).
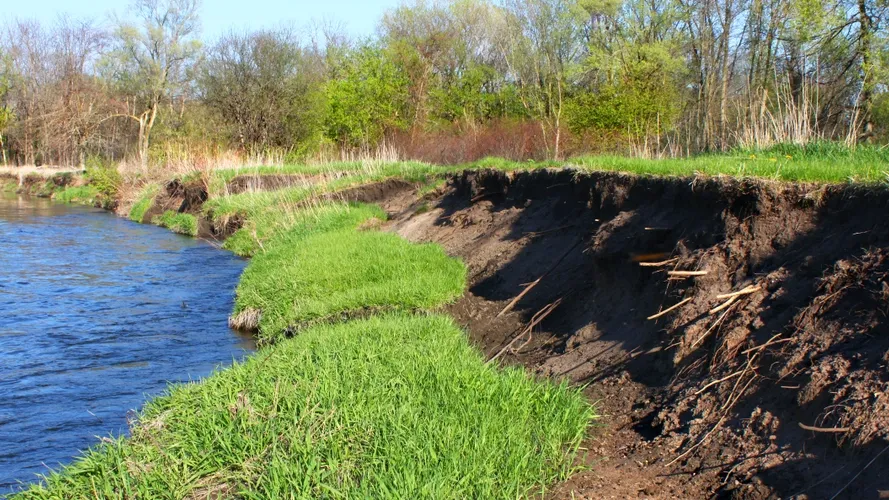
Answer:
top-left (380, 169), bottom-right (889, 500)
top-left (142, 179), bottom-right (213, 237)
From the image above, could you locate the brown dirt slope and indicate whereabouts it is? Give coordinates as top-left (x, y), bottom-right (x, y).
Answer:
top-left (382, 169), bottom-right (889, 499)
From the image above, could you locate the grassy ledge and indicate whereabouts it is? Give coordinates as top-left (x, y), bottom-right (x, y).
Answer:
top-left (152, 211), bottom-right (198, 237)
top-left (128, 184), bottom-right (160, 223)
top-left (53, 186), bottom-right (101, 206)
top-left (13, 314), bottom-right (594, 499)
top-left (229, 201), bottom-right (466, 343)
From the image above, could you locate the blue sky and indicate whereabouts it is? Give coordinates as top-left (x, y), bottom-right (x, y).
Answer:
top-left (2, 0), bottom-right (404, 39)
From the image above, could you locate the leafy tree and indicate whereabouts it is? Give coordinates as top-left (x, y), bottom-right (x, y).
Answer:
top-left (199, 28), bottom-right (326, 153)
top-left (323, 44), bottom-right (410, 147)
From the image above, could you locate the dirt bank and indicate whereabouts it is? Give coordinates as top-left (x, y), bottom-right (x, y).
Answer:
top-left (377, 169), bottom-right (889, 499)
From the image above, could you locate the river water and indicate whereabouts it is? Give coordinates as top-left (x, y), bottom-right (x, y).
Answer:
top-left (0, 194), bottom-right (252, 492)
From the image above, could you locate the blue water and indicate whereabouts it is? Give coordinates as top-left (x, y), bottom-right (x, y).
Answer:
top-left (0, 194), bottom-right (252, 492)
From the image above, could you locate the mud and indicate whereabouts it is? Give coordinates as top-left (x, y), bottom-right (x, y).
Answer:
top-left (379, 169), bottom-right (889, 499)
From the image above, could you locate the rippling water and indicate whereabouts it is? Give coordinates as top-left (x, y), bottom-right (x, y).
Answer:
top-left (0, 194), bottom-right (252, 492)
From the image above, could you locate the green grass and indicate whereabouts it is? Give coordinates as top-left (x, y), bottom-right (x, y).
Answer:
top-left (209, 160), bottom-right (446, 195)
top-left (223, 201), bottom-right (385, 257)
top-left (152, 210), bottom-right (198, 236)
top-left (128, 184), bottom-right (160, 223)
top-left (573, 143), bottom-right (889, 183)
top-left (208, 142), bottom-right (889, 187)
top-left (234, 224), bottom-right (466, 343)
top-left (12, 314), bottom-right (594, 500)
top-left (53, 185), bottom-right (101, 205)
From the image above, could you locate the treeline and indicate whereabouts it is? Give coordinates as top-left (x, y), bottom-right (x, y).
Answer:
top-left (0, 0), bottom-right (887, 167)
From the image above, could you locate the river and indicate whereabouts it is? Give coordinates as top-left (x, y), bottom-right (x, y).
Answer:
top-left (0, 194), bottom-right (252, 492)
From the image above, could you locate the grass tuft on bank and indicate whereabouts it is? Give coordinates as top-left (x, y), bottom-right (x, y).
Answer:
top-left (152, 210), bottom-right (198, 236)
top-left (128, 184), bottom-right (159, 223)
top-left (233, 221), bottom-right (466, 343)
top-left (53, 185), bottom-right (101, 205)
top-left (13, 314), bottom-right (594, 499)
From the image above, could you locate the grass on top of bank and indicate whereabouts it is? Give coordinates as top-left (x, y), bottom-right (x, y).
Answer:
top-left (13, 314), bottom-right (595, 500)
top-left (213, 142), bottom-right (889, 186)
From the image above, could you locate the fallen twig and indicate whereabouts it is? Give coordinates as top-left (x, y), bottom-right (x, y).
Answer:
top-left (639, 258), bottom-right (680, 267)
top-left (709, 295), bottom-right (739, 315)
top-left (497, 278), bottom-right (541, 317)
top-left (523, 224), bottom-right (577, 238)
top-left (716, 285), bottom-right (761, 300)
top-left (798, 422), bottom-right (853, 433)
top-left (490, 299), bottom-right (563, 362)
top-left (647, 297), bottom-right (693, 320)
top-left (496, 240), bottom-right (582, 317)
top-left (667, 270), bottom-right (709, 277)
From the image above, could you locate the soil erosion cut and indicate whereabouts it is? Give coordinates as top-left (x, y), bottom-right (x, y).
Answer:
top-left (382, 169), bottom-right (889, 499)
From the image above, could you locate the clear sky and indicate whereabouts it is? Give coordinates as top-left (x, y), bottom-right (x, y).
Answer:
top-left (2, 0), bottom-right (405, 40)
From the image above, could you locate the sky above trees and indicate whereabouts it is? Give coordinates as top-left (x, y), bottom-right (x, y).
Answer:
top-left (0, 0), bottom-right (403, 39)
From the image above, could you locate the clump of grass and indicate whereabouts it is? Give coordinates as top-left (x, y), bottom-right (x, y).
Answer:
top-left (12, 314), bottom-right (595, 499)
top-left (235, 226), bottom-right (465, 343)
top-left (128, 183), bottom-right (160, 223)
top-left (152, 210), bottom-right (198, 236)
top-left (53, 185), bottom-right (101, 205)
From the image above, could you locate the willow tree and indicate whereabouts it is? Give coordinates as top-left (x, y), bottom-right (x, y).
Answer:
top-left (106, 0), bottom-right (201, 168)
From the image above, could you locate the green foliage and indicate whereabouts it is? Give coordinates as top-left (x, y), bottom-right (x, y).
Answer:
top-left (53, 185), bottom-right (101, 205)
top-left (13, 314), bottom-right (594, 499)
top-left (152, 210), bottom-right (198, 236)
top-left (128, 184), bottom-right (160, 222)
top-left (566, 83), bottom-right (678, 134)
top-left (324, 44), bottom-right (410, 147)
top-left (84, 162), bottom-right (123, 199)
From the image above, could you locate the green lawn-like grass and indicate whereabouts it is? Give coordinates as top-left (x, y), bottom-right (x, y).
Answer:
top-left (12, 314), bottom-right (594, 499)
top-left (234, 222), bottom-right (466, 343)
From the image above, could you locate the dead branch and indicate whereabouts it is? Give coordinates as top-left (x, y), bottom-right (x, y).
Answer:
top-left (667, 270), bottom-right (710, 277)
top-left (496, 239), bottom-right (582, 317)
top-left (639, 258), bottom-right (680, 267)
top-left (709, 295), bottom-right (739, 315)
top-left (716, 285), bottom-right (761, 300)
top-left (648, 297), bottom-right (693, 320)
top-left (490, 299), bottom-right (563, 362)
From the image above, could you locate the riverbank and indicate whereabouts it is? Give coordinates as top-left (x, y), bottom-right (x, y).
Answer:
top-left (4, 149), bottom-right (889, 498)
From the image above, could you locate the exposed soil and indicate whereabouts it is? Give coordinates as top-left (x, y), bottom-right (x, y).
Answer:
top-left (377, 169), bottom-right (889, 499)
top-left (142, 179), bottom-right (214, 237)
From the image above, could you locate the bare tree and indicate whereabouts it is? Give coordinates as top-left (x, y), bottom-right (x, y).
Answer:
top-left (106, 0), bottom-right (201, 168)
